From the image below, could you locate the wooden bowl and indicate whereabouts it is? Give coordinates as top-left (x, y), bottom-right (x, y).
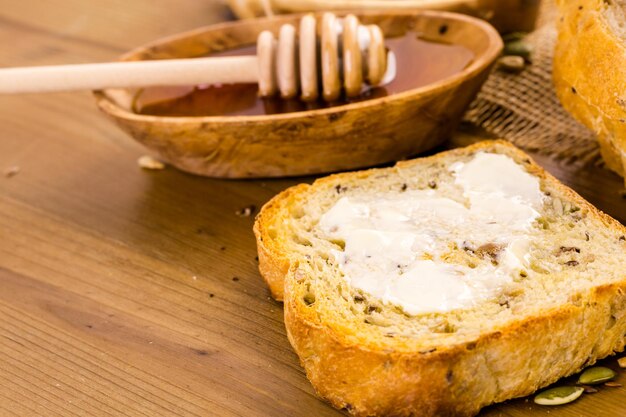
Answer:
top-left (94, 11), bottom-right (502, 178)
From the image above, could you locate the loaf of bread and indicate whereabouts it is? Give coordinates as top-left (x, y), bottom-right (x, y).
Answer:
top-left (254, 141), bottom-right (626, 416)
top-left (554, 0), bottom-right (626, 180)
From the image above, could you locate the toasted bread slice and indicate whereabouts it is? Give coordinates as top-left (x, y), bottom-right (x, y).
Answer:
top-left (554, 0), bottom-right (626, 180)
top-left (254, 141), bottom-right (626, 416)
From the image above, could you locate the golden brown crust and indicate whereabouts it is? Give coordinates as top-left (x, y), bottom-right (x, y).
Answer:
top-left (254, 184), bottom-right (310, 300)
top-left (286, 276), bottom-right (626, 416)
top-left (553, 0), bottom-right (626, 179)
top-left (254, 140), bottom-right (626, 416)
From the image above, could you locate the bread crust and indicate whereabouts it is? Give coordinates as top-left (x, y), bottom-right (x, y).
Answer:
top-left (254, 140), bottom-right (626, 416)
top-left (553, 0), bottom-right (626, 179)
top-left (286, 277), bottom-right (626, 416)
top-left (254, 183), bottom-right (310, 300)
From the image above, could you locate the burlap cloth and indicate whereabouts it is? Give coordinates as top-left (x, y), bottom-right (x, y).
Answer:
top-left (462, 0), bottom-right (601, 166)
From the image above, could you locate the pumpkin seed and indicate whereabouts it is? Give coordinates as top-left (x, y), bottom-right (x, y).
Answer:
top-left (552, 198), bottom-right (564, 215)
top-left (502, 32), bottom-right (528, 43)
top-left (137, 155), bottom-right (165, 170)
top-left (534, 386), bottom-right (584, 405)
top-left (497, 56), bottom-right (525, 73)
top-left (503, 40), bottom-right (532, 61)
top-left (578, 366), bottom-right (616, 385)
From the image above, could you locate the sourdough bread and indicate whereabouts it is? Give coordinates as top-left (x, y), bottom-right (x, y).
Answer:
top-left (254, 141), bottom-right (626, 416)
top-left (554, 0), bottom-right (626, 181)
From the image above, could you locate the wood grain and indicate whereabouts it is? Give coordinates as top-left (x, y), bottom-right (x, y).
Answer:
top-left (0, 1), bottom-right (625, 416)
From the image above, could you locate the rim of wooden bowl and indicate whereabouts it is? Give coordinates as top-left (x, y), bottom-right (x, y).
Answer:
top-left (94, 10), bottom-right (503, 124)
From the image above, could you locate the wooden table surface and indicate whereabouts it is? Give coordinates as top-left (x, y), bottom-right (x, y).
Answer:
top-left (1, 1), bottom-right (625, 416)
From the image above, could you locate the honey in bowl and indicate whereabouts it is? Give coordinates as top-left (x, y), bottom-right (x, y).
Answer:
top-left (132, 32), bottom-right (474, 117)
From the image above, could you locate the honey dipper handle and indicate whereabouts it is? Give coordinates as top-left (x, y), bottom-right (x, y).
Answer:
top-left (0, 56), bottom-right (259, 94)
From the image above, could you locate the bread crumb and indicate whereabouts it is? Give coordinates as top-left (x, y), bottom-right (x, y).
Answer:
top-left (138, 155), bottom-right (165, 170)
top-left (3, 166), bottom-right (20, 178)
top-left (236, 205), bottom-right (256, 217)
top-left (618, 357), bottom-right (626, 368)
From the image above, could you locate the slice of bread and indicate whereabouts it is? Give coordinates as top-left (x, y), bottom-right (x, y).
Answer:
top-left (254, 141), bottom-right (626, 416)
top-left (554, 0), bottom-right (626, 181)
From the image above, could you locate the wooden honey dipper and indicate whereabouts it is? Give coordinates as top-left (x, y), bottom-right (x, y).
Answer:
top-left (0, 13), bottom-right (391, 102)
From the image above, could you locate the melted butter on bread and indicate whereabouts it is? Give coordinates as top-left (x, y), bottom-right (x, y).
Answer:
top-left (318, 153), bottom-right (544, 315)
